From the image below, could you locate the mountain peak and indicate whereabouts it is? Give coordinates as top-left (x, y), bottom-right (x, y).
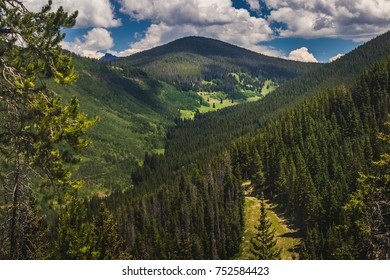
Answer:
top-left (100, 52), bottom-right (119, 62)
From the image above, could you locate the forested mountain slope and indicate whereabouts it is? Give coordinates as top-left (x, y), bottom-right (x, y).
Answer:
top-left (163, 31), bottom-right (390, 167)
top-left (93, 34), bottom-right (390, 259)
top-left (49, 56), bottom-right (200, 193)
top-left (120, 36), bottom-right (320, 94)
top-left (229, 56), bottom-right (389, 259)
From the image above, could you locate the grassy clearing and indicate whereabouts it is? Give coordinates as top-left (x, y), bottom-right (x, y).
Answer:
top-left (180, 109), bottom-right (196, 119)
top-left (198, 99), bottom-right (236, 113)
top-left (246, 96), bottom-right (261, 102)
top-left (237, 196), bottom-right (300, 260)
top-left (261, 80), bottom-right (278, 96)
top-left (179, 81), bottom-right (278, 120)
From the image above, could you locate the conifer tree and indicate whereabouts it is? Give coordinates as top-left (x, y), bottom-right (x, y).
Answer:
top-left (0, 1), bottom-right (96, 259)
top-left (250, 198), bottom-right (281, 259)
top-left (92, 204), bottom-right (129, 260)
top-left (53, 195), bottom-right (95, 259)
top-left (344, 118), bottom-right (390, 259)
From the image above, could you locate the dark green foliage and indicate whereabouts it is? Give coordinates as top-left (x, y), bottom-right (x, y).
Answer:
top-left (53, 196), bottom-right (96, 259)
top-left (91, 203), bottom-right (130, 259)
top-left (95, 155), bottom-right (244, 259)
top-left (250, 199), bottom-right (281, 260)
top-left (231, 56), bottom-right (390, 259)
top-left (343, 119), bottom-right (390, 259)
top-left (89, 36), bottom-right (390, 260)
top-left (2, 2), bottom-right (389, 260)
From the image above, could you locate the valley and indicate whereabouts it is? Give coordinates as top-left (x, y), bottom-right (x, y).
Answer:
top-left (1, 4), bottom-right (389, 261)
top-left (49, 37), bottom-right (314, 195)
top-left (55, 33), bottom-right (390, 260)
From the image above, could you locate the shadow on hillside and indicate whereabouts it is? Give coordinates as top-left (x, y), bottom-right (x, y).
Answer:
top-left (279, 231), bottom-right (301, 239)
top-left (267, 201), bottom-right (302, 237)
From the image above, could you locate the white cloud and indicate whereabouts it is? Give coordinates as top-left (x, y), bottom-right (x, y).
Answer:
top-left (108, 49), bottom-right (143, 57)
top-left (23, 0), bottom-right (121, 28)
top-left (287, 47), bottom-right (318, 63)
top-left (118, 0), bottom-right (235, 26)
top-left (245, 0), bottom-right (261, 11)
top-left (329, 53), bottom-right (344, 62)
top-left (265, 0), bottom-right (390, 41)
top-left (117, 0), bottom-right (275, 56)
top-left (24, 0), bottom-right (389, 59)
top-left (61, 28), bottom-right (114, 59)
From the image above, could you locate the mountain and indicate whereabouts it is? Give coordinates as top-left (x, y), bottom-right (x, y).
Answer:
top-left (99, 52), bottom-right (119, 62)
top-left (119, 36), bottom-right (321, 95)
top-left (121, 36), bottom-right (319, 72)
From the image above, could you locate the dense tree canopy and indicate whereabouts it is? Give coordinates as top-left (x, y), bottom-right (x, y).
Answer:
top-left (1, 1), bottom-right (389, 260)
top-left (0, 0), bottom-right (97, 259)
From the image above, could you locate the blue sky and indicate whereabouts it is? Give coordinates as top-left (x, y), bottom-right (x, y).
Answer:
top-left (25, 0), bottom-right (389, 62)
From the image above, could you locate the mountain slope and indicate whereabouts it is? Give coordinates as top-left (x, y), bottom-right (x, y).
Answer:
top-left (99, 53), bottom-right (120, 62)
top-left (162, 31), bottom-right (390, 166)
top-left (49, 56), bottom-right (200, 193)
top-left (120, 36), bottom-right (321, 92)
top-left (98, 36), bottom-right (390, 260)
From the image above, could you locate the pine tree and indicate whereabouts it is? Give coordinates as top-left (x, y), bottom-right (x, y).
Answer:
top-left (250, 198), bottom-right (281, 259)
top-left (53, 195), bottom-right (95, 260)
top-left (92, 204), bottom-right (129, 259)
top-left (251, 150), bottom-right (266, 194)
top-left (0, 1), bottom-right (96, 259)
top-left (344, 118), bottom-right (390, 259)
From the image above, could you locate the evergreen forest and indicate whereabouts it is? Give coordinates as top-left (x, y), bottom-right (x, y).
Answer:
top-left (0, 1), bottom-right (389, 260)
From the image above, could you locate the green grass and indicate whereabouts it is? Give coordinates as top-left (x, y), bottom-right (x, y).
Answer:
top-left (246, 96), bottom-right (261, 102)
top-left (199, 99), bottom-right (236, 113)
top-left (237, 196), bottom-right (301, 260)
top-left (180, 110), bottom-right (196, 119)
top-left (180, 89), bottom-right (268, 120)
top-left (153, 149), bottom-right (165, 155)
top-left (261, 80), bottom-right (278, 96)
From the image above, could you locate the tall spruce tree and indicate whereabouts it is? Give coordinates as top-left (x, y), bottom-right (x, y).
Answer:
top-left (344, 118), bottom-right (390, 259)
top-left (0, 1), bottom-right (96, 259)
top-left (250, 198), bottom-right (281, 259)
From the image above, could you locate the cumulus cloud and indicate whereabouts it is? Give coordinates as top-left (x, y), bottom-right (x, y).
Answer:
top-left (23, 0), bottom-right (389, 59)
top-left (287, 47), bottom-right (318, 63)
top-left (118, 0), bottom-right (235, 26)
top-left (117, 0), bottom-right (275, 56)
top-left (265, 0), bottom-right (390, 41)
top-left (61, 28), bottom-right (114, 59)
top-left (23, 0), bottom-right (121, 28)
top-left (245, 0), bottom-right (261, 11)
top-left (329, 53), bottom-right (344, 62)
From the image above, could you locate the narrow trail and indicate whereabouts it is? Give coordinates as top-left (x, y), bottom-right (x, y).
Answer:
top-left (238, 194), bottom-right (301, 260)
